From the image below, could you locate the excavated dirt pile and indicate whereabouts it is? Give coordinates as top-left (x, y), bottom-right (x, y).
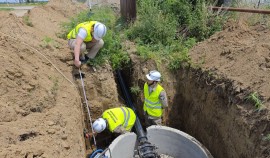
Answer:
top-left (186, 19), bottom-right (270, 158)
top-left (0, 0), bottom-right (120, 157)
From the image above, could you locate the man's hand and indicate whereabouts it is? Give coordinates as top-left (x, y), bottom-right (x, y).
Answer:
top-left (84, 132), bottom-right (97, 138)
top-left (113, 125), bottom-right (128, 134)
top-left (73, 37), bottom-right (84, 68)
top-left (74, 60), bottom-right (81, 68)
top-left (92, 132), bottom-right (97, 137)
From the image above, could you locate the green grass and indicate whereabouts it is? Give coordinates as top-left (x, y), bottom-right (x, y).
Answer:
top-left (23, 15), bottom-right (33, 27)
top-left (263, 134), bottom-right (270, 141)
top-left (246, 92), bottom-right (263, 109)
top-left (48, 76), bottom-right (59, 95)
top-left (43, 36), bottom-right (53, 44)
top-left (0, 2), bottom-right (48, 7)
top-left (51, 78), bottom-right (59, 95)
top-left (136, 45), bottom-right (155, 60)
top-left (40, 36), bottom-right (60, 49)
top-left (0, 7), bottom-right (14, 11)
top-left (130, 85), bottom-right (141, 95)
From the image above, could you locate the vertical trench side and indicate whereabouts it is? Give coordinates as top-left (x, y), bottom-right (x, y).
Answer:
top-left (168, 68), bottom-right (266, 158)
top-left (105, 126), bottom-right (212, 158)
top-left (168, 68), bottom-right (236, 158)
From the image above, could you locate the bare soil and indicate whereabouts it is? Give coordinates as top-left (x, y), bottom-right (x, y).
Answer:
top-left (186, 18), bottom-right (270, 157)
top-left (1, 1), bottom-right (270, 158)
top-left (191, 19), bottom-right (270, 104)
top-left (0, 0), bottom-right (120, 157)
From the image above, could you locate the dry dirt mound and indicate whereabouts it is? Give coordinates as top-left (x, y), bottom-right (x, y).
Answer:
top-left (187, 18), bottom-right (270, 157)
top-left (190, 19), bottom-right (270, 108)
top-left (0, 0), bottom-right (120, 157)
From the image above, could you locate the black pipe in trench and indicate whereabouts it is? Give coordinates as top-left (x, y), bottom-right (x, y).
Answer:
top-left (115, 70), bottom-right (158, 158)
top-left (115, 70), bottom-right (147, 141)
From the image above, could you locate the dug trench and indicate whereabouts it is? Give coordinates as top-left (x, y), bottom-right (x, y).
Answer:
top-left (79, 58), bottom-right (270, 158)
top-left (118, 55), bottom-right (270, 158)
top-left (76, 8), bottom-right (270, 158)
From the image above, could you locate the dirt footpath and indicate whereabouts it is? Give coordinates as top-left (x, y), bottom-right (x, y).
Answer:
top-left (0, 6), bottom-right (35, 17)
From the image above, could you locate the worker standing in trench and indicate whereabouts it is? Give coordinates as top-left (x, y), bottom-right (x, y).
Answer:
top-left (67, 21), bottom-right (107, 68)
top-left (143, 70), bottom-right (168, 126)
top-left (86, 107), bottom-right (137, 137)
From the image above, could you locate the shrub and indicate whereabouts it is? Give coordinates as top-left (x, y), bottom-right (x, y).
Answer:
top-left (158, 0), bottom-right (225, 41)
top-left (136, 45), bottom-right (155, 60)
top-left (126, 0), bottom-right (177, 45)
top-left (125, 0), bottom-right (226, 71)
top-left (168, 47), bottom-right (190, 70)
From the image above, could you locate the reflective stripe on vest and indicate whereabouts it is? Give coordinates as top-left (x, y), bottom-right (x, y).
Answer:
top-left (143, 83), bottom-right (164, 117)
top-left (102, 107), bottom-right (136, 132)
top-left (120, 107), bottom-right (130, 128)
top-left (144, 99), bottom-right (162, 108)
top-left (66, 21), bottom-right (97, 42)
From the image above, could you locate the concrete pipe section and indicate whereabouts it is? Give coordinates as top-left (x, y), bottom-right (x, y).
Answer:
top-left (105, 126), bottom-right (213, 158)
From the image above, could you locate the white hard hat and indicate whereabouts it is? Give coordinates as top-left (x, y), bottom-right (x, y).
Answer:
top-left (93, 118), bottom-right (107, 133)
top-left (93, 22), bottom-right (107, 40)
top-left (146, 70), bottom-right (161, 81)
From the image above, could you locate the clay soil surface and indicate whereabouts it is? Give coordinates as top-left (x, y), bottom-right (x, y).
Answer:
top-left (190, 19), bottom-right (270, 105)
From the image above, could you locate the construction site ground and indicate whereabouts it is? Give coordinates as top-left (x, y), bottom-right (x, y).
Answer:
top-left (0, 0), bottom-right (269, 158)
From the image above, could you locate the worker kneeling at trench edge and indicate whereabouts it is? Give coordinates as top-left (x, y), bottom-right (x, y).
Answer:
top-left (91, 107), bottom-right (136, 136)
top-left (67, 20), bottom-right (107, 68)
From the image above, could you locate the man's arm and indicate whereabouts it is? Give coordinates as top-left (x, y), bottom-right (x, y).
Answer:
top-left (74, 36), bottom-right (83, 68)
top-left (160, 90), bottom-right (169, 125)
top-left (159, 90), bottom-right (168, 108)
top-left (74, 28), bottom-right (87, 68)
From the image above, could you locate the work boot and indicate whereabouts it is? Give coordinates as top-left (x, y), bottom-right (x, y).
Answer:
top-left (80, 55), bottom-right (90, 64)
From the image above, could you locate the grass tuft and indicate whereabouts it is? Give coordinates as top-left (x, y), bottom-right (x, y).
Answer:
top-left (130, 85), bottom-right (141, 95)
top-left (246, 92), bottom-right (263, 109)
top-left (23, 15), bottom-right (33, 27)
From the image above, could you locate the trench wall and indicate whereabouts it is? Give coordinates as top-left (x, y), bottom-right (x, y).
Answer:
top-left (167, 67), bottom-right (270, 158)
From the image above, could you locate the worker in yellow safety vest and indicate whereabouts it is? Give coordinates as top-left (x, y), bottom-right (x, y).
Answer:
top-left (92, 107), bottom-right (136, 134)
top-left (67, 21), bottom-right (107, 68)
top-left (143, 70), bottom-right (168, 126)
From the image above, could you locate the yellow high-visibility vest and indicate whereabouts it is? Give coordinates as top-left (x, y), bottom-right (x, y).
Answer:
top-left (67, 21), bottom-right (97, 42)
top-left (102, 107), bottom-right (136, 132)
top-left (143, 83), bottom-right (164, 117)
